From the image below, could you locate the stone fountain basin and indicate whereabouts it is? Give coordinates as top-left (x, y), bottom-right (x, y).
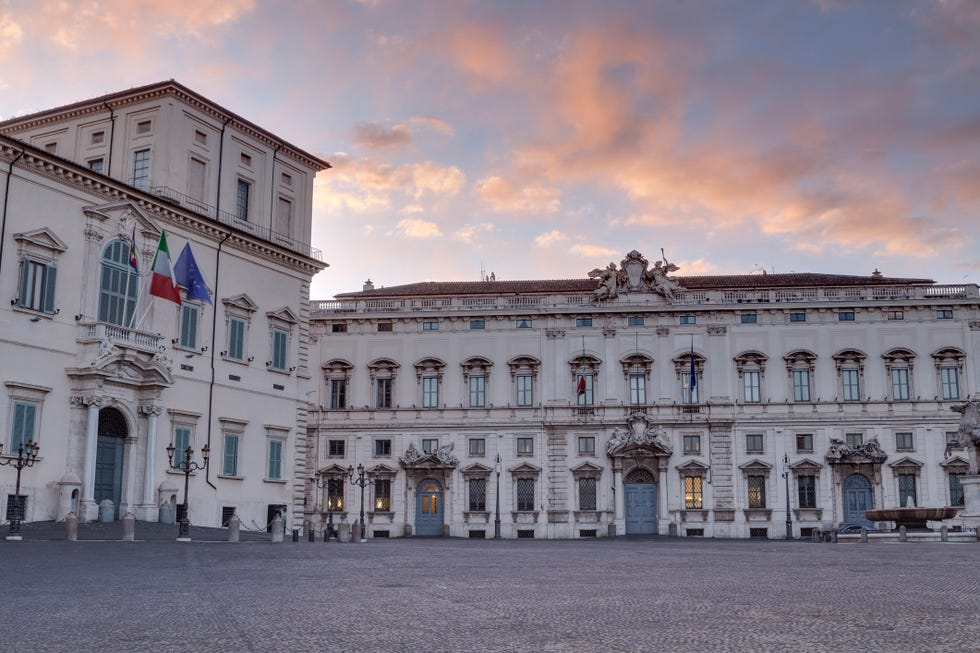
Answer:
top-left (865, 507), bottom-right (959, 522)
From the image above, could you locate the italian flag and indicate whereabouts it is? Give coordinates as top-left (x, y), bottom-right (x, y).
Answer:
top-left (149, 231), bottom-right (182, 305)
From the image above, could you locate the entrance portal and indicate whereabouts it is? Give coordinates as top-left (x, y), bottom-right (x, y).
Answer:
top-left (624, 469), bottom-right (657, 535)
top-left (94, 408), bottom-right (127, 519)
top-left (843, 473), bottom-right (873, 527)
top-left (415, 478), bottom-right (444, 536)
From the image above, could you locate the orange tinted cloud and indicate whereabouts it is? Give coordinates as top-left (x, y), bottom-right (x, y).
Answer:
top-left (353, 122), bottom-right (412, 149)
top-left (476, 175), bottom-right (560, 214)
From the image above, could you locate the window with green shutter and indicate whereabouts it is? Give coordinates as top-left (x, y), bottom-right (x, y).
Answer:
top-left (268, 439), bottom-right (283, 480)
top-left (11, 401), bottom-right (37, 451)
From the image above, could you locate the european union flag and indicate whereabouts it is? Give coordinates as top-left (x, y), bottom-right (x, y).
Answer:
top-left (173, 242), bottom-right (212, 305)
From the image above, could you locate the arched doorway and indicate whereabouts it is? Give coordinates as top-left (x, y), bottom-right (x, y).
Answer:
top-left (843, 473), bottom-right (873, 527)
top-left (95, 407), bottom-right (128, 519)
top-left (415, 478), bottom-right (443, 536)
top-left (624, 468), bottom-right (657, 535)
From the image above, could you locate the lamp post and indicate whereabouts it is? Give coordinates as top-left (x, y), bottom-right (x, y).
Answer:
top-left (0, 441), bottom-right (40, 541)
top-left (347, 463), bottom-right (371, 543)
top-left (782, 453), bottom-right (793, 540)
top-left (166, 442), bottom-right (210, 541)
top-left (494, 453), bottom-right (502, 540)
top-left (311, 476), bottom-right (343, 540)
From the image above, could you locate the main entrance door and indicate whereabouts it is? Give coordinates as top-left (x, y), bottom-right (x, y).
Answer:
top-left (843, 473), bottom-right (873, 527)
top-left (94, 408), bottom-right (128, 519)
top-left (624, 469), bottom-right (657, 535)
top-left (415, 478), bottom-right (443, 536)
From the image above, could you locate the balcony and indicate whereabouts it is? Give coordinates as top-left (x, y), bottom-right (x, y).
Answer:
top-left (77, 321), bottom-right (164, 355)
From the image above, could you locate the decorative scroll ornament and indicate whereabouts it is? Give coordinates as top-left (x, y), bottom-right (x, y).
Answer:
top-left (400, 442), bottom-right (459, 468)
top-left (588, 250), bottom-right (682, 302)
top-left (607, 414), bottom-right (673, 457)
top-left (825, 438), bottom-right (888, 464)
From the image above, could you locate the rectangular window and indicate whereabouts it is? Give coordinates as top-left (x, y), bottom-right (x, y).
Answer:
top-left (679, 315), bottom-right (696, 325)
top-left (950, 474), bottom-right (964, 507)
top-left (890, 368), bottom-right (910, 401)
top-left (579, 477), bottom-right (597, 511)
top-left (887, 310), bottom-right (904, 321)
top-left (684, 476), bottom-right (703, 509)
top-left (222, 433), bottom-right (240, 476)
top-left (792, 370), bottom-right (811, 402)
top-left (374, 479), bottom-right (391, 511)
top-left (172, 426), bottom-right (191, 471)
top-left (91, 130), bottom-right (105, 144)
top-left (375, 378), bottom-right (393, 409)
top-left (578, 436), bottom-right (595, 455)
top-left (838, 311), bottom-right (855, 322)
top-left (898, 473), bottom-right (917, 507)
top-left (628, 374), bottom-right (646, 406)
top-left (326, 480), bottom-right (344, 511)
top-left (271, 328), bottom-right (288, 371)
top-left (422, 321), bottom-right (439, 331)
top-left (240, 152), bottom-right (252, 167)
top-left (517, 437), bottom-right (534, 455)
top-left (328, 440), bottom-right (345, 457)
top-left (281, 172), bottom-right (292, 187)
top-left (331, 323), bottom-right (347, 333)
top-left (516, 318), bottom-right (532, 329)
top-left (936, 309), bottom-right (953, 320)
top-left (841, 369), bottom-right (861, 401)
top-left (329, 379), bottom-right (347, 410)
top-left (468, 376), bottom-right (486, 407)
top-left (88, 158), bottom-right (104, 174)
top-left (468, 478), bottom-right (487, 511)
top-left (468, 438), bottom-right (486, 456)
top-left (227, 316), bottom-right (246, 361)
top-left (745, 433), bottom-right (764, 453)
top-left (576, 374), bottom-right (594, 406)
top-left (681, 371), bottom-right (699, 404)
top-left (941, 368), bottom-right (960, 400)
top-left (946, 431), bottom-right (960, 447)
top-left (845, 432), bottom-right (864, 448)
top-left (179, 304), bottom-right (199, 349)
top-left (44, 142), bottom-right (57, 153)
top-left (10, 402), bottom-right (38, 453)
top-left (188, 158), bottom-right (206, 203)
top-left (18, 259), bottom-right (57, 314)
top-left (422, 377), bottom-right (439, 408)
top-left (789, 312), bottom-right (806, 323)
top-left (136, 120), bottom-right (152, 135)
top-left (374, 439), bottom-right (392, 457)
top-left (422, 438), bottom-right (438, 454)
top-left (627, 316), bottom-right (644, 326)
top-left (895, 432), bottom-right (914, 451)
top-left (132, 149), bottom-right (150, 190)
top-left (576, 317), bottom-right (593, 327)
top-left (743, 371), bottom-right (761, 403)
top-left (747, 475), bottom-right (766, 508)
top-left (797, 476), bottom-right (816, 509)
top-left (194, 130), bottom-right (208, 145)
top-left (516, 478), bottom-right (535, 511)
top-left (469, 319), bottom-right (485, 330)
top-left (276, 197), bottom-right (292, 237)
top-left (740, 313), bottom-right (757, 324)
top-left (235, 179), bottom-right (250, 221)
top-left (683, 434), bottom-right (701, 455)
top-left (268, 439), bottom-right (283, 480)
top-left (516, 375), bottom-right (533, 407)
top-left (796, 433), bottom-right (813, 452)
top-left (377, 322), bottom-right (393, 332)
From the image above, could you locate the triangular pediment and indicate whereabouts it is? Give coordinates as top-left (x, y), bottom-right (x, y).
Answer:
top-left (790, 458), bottom-right (823, 472)
top-left (84, 201), bottom-right (161, 239)
top-left (367, 463), bottom-right (398, 477)
top-left (941, 455), bottom-right (969, 470)
top-left (316, 463), bottom-right (349, 476)
top-left (267, 306), bottom-right (298, 324)
top-left (888, 456), bottom-right (924, 469)
top-left (68, 351), bottom-right (174, 388)
top-left (223, 294), bottom-right (258, 313)
top-left (13, 227), bottom-right (68, 253)
top-left (462, 462), bottom-right (494, 475)
top-left (677, 459), bottom-right (710, 472)
top-left (570, 461), bottom-right (604, 474)
top-left (739, 459), bottom-right (772, 472)
top-left (508, 462), bottom-right (541, 474)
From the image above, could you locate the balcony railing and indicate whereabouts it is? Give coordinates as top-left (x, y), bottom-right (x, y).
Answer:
top-left (78, 322), bottom-right (164, 354)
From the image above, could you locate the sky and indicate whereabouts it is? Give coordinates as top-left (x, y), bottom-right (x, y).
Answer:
top-left (1, 0), bottom-right (978, 299)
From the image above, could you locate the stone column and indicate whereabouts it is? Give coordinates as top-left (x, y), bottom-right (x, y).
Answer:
top-left (78, 396), bottom-right (102, 521)
top-left (959, 475), bottom-right (980, 531)
top-left (138, 403), bottom-right (162, 521)
top-left (658, 458), bottom-right (670, 535)
top-left (612, 459), bottom-right (624, 535)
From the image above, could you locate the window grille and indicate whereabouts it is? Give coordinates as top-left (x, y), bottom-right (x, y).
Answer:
top-left (516, 478), bottom-right (535, 511)
top-left (468, 478), bottom-right (487, 511)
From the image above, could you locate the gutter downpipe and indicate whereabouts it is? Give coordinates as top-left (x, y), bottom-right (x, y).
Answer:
top-left (0, 147), bottom-right (26, 276)
top-left (268, 144), bottom-right (283, 234)
top-left (102, 101), bottom-right (116, 176)
top-left (204, 117), bottom-right (233, 491)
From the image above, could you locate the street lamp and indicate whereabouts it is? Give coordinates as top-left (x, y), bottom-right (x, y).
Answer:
top-left (494, 453), bottom-right (502, 540)
top-left (347, 463), bottom-right (372, 543)
top-left (0, 441), bottom-right (40, 541)
top-left (166, 442), bottom-right (210, 541)
top-left (311, 476), bottom-right (343, 540)
top-left (782, 453), bottom-right (793, 540)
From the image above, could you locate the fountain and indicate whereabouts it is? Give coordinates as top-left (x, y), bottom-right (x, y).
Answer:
top-left (864, 506), bottom-right (959, 532)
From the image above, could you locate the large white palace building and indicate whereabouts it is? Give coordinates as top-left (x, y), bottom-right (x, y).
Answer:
top-left (0, 82), bottom-right (328, 530)
top-left (307, 252), bottom-right (979, 539)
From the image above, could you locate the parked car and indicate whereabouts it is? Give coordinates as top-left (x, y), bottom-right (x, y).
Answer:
top-left (837, 523), bottom-right (876, 534)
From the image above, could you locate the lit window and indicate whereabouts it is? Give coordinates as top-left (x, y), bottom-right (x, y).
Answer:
top-left (747, 475), bottom-right (766, 508)
top-left (684, 477), bottom-right (703, 509)
top-left (374, 479), bottom-right (391, 511)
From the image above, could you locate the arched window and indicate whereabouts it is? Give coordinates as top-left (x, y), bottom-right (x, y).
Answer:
top-left (98, 240), bottom-right (138, 326)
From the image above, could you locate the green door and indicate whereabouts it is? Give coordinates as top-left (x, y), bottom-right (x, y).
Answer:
top-left (94, 435), bottom-right (124, 519)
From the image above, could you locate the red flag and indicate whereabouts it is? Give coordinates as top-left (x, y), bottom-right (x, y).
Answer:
top-left (149, 231), bottom-right (181, 305)
top-left (576, 375), bottom-right (586, 395)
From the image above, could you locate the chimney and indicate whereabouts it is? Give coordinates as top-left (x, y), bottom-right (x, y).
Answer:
top-left (871, 269), bottom-right (882, 278)
top-left (363, 278), bottom-right (375, 291)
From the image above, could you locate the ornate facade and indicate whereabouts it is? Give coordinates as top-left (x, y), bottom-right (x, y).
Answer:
top-left (307, 254), bottom-right (979, 538)
top-left (0, 82), bottom-right (328, 530)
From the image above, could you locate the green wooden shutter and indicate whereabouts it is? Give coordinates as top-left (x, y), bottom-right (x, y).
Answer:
top-left (42, 265), bottom-right (57, 314)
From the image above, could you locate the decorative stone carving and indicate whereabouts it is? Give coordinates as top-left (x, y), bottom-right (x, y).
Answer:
top-left (607, 414), bottom-right (673, 456)
top-left (138, 403), bottom-right (163, 416)
top-left (950, 401), bottom-right (980, 474)
top-left (707, 325), bottom-right (727, 336)
top-left (545, 329), bottom-right (566, 340)
top-left (825, 437), bottom-right (887, 464)
top-left (400, 442), bottom-right (459, 468)
top-left (588, 250), bottom-right (683, 302)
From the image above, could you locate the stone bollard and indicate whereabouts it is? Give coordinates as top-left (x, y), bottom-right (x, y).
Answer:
top-left (121, 513), bottom-right (135, 541)
top-left (830, 530), bottom-right (837, 543)
top-left (99, 499), bottom-right (114, 523)
top-left (337, 522), bottom-right (352, 543)
top-left (65, 512), bottom-right (78, 541)
top-left (227, 515), bottom-right (240, 542)
top-left (899, 525), bottom-right (907, 542)
top-left (352, 520), bottom-right (362, 543)
top-left (860, 526), bottom-right (868, 543)
top-left (271, 515), bottom-right (284, 543)
top-left (811, 529), bottom-right (820, 543)
top-left (323, 528), bottom-right (330, 542)
top-left (940, 525), bottom-right (948, 542)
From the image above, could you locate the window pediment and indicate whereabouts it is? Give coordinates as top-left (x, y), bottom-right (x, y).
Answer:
top-left (784, 349), bottom-right (817, 372)
top-left (672, 351), bottom-right (705, 377)
top-left (789, 459), bottom-right (823, 474)
top-left (367, 463), bottom-right (398, 478)
top-left (932, 347), bottom-right (965, 367)
top-left (941, 456), bottom-right (969, 472)
top-left (461, 356), bottom-right (493, 380)
top-left (266, 306), bottom-right (298, 325)
top-left (368, 358), bottom-right (400, 379)
top-left (509, 462), bottom-right (541, 475)
top-left (677, 459), bottom-right (709, 474)
top-left (734, 351), bottom-right (768, 376)
top-left (888, 456), bottom-right (923, 470)
top-left (833, 349), bottom-right (866, 370)
top-left (508, 355), bottom-right (541, 379)
top-left (620, 353), bottom-right (654, 379)
top-left (223, 293), bottom-right (258, 314)
top-left (462, 462), bottom-right (494, 477)
top-left (739, 459), bottom-right (772, 473)
top-left (13, 227), bottom-right (68, 255)
top-left (568, 354), bottom-right (601, 378)
top-left (415, 357), bottom-right (446, 381)
top-left (882, 348), bottom-right (916, 367)
top-left (322, 359), bottom-right (353, 374)
top-left (570, 461), bottom-right (604, 476)
top-left (316, 463), bottom-right (348, 477)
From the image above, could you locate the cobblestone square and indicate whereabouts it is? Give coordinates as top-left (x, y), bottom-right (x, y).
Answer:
top-left (1, 534), bottom-right (978, 653)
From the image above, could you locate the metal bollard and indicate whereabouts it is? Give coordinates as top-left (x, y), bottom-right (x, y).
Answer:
top-left (65, 512), bottom-right (78, 541)
top-left (121, 512), bottom-right (135, 542)
top-left (292, 528), bottom-right (299, 542)
top-left (308, 528), bottom-right (315, 542)
top-left (323, 528), bottom-right (330, 542)
top-left (227, 515), bottom-right (240, 542)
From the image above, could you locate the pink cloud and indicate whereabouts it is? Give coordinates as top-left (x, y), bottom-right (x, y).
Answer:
top-left (476, 175), bottom-right (560, 214)
top-left (353, 121), bottom-right (412, 149)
